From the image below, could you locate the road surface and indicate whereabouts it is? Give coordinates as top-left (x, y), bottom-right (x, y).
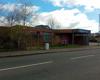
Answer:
top-left (0, 48), bottom-right (100, 80)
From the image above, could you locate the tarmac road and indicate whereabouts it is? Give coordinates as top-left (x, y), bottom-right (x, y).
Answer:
top-left (0, 48), bottom-right (100, 80)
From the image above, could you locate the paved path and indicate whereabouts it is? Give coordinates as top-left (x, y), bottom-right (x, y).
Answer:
top-left (0, 46), bottom-right (99, 58)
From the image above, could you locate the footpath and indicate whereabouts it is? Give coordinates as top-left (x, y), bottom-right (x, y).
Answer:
top-left (0, 46), bottom-right (100, 58)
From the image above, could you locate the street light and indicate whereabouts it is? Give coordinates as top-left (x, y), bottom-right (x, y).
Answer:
top-left (99, 14), bottom-right (100, 33)
top-left (98, 14), bottom-right (100, 45)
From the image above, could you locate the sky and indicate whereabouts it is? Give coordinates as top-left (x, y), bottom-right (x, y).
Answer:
top-left (0, 0), bottom-right (100, 33)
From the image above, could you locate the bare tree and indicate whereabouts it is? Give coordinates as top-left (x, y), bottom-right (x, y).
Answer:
top-left (16, 0), bottom-right (38, 26)
top-left (6, 11), bottom-right (16, 26)
top-left (47, 16), bottom-right (61, 29)
top-left (5, 6), bottom-right (22, 26)
top-left (0, 0), bottom-right (38, 26)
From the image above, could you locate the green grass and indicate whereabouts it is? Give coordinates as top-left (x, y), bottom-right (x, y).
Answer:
top-left (0, 44), bottom-right (83, 52)
top-left (0, 49), bottom-right (18, 52)
top-left (51, 44), bottom-right (81, 49)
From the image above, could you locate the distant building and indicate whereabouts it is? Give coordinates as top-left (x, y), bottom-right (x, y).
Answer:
top-left (34, 25), bottom-right (51, 29)
top-left (93, 33), bottom-right (100, 42)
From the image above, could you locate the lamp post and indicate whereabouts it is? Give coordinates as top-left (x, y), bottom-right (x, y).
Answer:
top-left (98, 14), bottom-right (100, 45)
top-left (99, 14), bottom-right (100, 33)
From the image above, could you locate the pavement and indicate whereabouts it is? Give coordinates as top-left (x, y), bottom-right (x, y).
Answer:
top-left (0, 46), bottom-right (100, 80)
top-left (0, 46), bottom-right (99, 58)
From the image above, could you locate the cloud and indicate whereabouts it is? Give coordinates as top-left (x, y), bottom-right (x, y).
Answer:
top-left (47, 0), bottom-right (100, 11)
top-left (0, 16), bottom-right (8, 26)
top-left (35, 8), bottom-right (98, 33)
top-left (0, 3), bottom-right (16, 12)
top-left (47, 0), bottom-right (76, 7)
top-left (0, 3), bottom-right (40, 12)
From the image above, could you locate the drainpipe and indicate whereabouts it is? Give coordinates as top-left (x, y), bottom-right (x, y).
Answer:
top-left (72, 30), bottom-right (74, 45)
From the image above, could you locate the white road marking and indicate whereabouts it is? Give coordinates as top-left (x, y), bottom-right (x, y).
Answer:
top-left (0, 61), bottom-right (53, 72)
top-left (70, 55), bottom-right (95, 60)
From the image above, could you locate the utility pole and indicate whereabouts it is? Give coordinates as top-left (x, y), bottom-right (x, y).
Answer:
top-left (99, 14), bottom-right (100, 33)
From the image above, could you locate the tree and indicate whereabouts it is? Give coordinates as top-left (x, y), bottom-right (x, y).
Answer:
top-left (5, 5), bottom-right (37, 26)
top-left (10, 25), bottom-right (33, 49)
top-left (47, 16), bottom-right (61, 29)
top-left (16, 0), bottom-right (38, 26)
top-left (0, 0), bottom-right (38, 27)
top-left (6, 10), bottom-right (17, 26)
top-left (0, 1), bottom-right (38, 50)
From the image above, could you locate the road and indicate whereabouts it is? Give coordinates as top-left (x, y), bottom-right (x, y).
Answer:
top-left (0, 48), bottom-right (100, 80)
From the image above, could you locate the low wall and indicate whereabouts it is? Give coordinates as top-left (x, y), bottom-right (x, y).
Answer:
top-left (89, 42), bottom-right (99, 46)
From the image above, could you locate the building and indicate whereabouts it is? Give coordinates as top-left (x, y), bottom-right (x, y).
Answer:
top-left (53, 29), bottom-right (90, 46)
top-left (93, 33), bottom-right (100, 42)
top-left (24, 25), bottom-right (90, 47)
top-left (23, 25), bottom-right (53, 48)
top-left (0, 25), bottom-right (91, 49)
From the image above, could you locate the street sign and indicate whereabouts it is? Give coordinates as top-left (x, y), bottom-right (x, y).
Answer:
top-left (44, 32), bottom-right (50, 42)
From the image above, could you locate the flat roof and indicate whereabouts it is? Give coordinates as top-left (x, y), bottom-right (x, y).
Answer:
top-left (53, 29), bottom-right (90, 34)
top-left (0, 26), bottom-right (90, 34)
